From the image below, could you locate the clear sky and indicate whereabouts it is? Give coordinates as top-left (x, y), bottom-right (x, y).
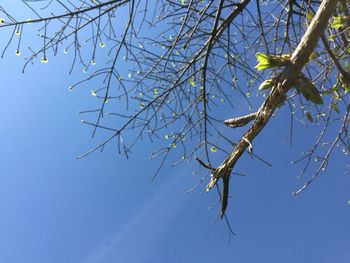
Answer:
top-left (0, 2), bottom-right (349, 263)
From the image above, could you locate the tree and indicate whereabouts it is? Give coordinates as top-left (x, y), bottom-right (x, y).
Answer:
top-left (0, 0), bottom-right (348, 225)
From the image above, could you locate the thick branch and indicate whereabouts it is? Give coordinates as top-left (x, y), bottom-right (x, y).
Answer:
top-left (206, 0), bottom-right (340, 218)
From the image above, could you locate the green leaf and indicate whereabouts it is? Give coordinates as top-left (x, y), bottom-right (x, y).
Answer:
top-left (333, 103), bottom-right (340, 113)
top-left (189, 78), bottom-right (196, 87)
top-left (306, 11), bottom-right (314, 24)
top-left (343, 81), bottom-right (350, 94)
top-left (258, 79), bottom-right (274, 91)
top-left (41, 57), bottom-right (49, 63)
top-left (210, 147), bottom-right (217, 153)
top-left (255, 53), bottom-right (270, 70)
top-left (345, 61), bottom-right (350, 71)
top-left (305, 111), bottom-right (313, 123)
top-left (255, 52), bottom-right (290, 71)
top-left (331, 16), bottom-right (348, 29)
top-left (295, 78), bottom-right (324, 105)
top-left (328, 34), bottom-right (335, 42)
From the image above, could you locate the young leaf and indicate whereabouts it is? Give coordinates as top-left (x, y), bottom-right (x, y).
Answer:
top-left (295, 78), bottom-right (324, 105)
top-left (305, 111), bottom-right (314, 123)
top-left (258, 79), bottom-right (274, 91)
top-left (255, 52), bottom-right (290, 71)
top-left (333, 103), bottom-right (340, 113)
top-left (331, 16), bottom-right (349, 29)
top-left (255, 53), bottom-right (271, 70)
top-left (41, 57), bottom-right (49, 63)
top-left (189, 78), bottom-right (196, 87)
top-left (306, 11), bottom-right (314, 24)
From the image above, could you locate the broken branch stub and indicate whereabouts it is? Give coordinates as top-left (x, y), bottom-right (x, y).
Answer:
top-left (224, 112), bottom-right (257, 128)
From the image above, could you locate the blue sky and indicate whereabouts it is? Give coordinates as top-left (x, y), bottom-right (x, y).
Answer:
top-left (0, 2), bottom-right (349, 263)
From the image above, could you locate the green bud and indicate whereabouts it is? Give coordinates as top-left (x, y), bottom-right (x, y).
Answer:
top-left (258, 79), bottom-right (274, 91)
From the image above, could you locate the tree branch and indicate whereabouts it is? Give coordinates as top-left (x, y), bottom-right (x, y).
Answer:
top-left (206, 0), bottom-right (340, 218)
